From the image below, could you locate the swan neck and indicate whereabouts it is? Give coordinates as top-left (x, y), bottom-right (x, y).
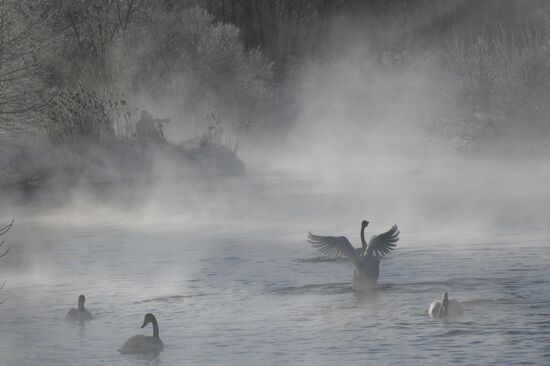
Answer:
top-left (443, 298), bottom-right (449, 311)
top-left (437, 298), bottom-right (449, 317)
top-left (151, 317), bottom-right (160, 339)
top-left (360, 226), bottom-right (367, 251)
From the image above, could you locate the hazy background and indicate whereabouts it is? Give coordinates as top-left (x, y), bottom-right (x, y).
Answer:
top-left (1, 0), bottom-right (549, 227)
top-left (1, 2), bottom-right (550, 365)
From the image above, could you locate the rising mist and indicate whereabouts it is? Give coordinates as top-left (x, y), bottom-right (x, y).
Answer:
top-left (1, 2), bottom-right (550, 365)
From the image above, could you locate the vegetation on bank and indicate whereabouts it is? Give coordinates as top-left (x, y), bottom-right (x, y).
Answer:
top-left (1, 83), bottom-right (246, 191)
top-left (0, 219), bottom-right (12, 304)
top-left (1, 1), bottom-right (550, 192)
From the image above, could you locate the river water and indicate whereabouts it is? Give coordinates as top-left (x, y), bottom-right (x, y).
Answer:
top-left (0, 163), bottom-right (549, 365)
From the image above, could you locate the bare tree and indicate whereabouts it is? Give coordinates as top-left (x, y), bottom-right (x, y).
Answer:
top-left (46, 0), bottom-right (157, 81)
top-left (434, 22), bottom-right (550, 152)
top-left (0, 219), bottom-right (13, 304)
top-left (0, 1), bottom-right (51, 135)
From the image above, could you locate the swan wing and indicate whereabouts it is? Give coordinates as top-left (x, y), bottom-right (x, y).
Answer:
top-left (65, 308), bottom-right (93, 321)
top-left (118, 335), bottom-right (163, 354)
top-left (367, 224), bottom-right (399, 257)
top-left (307, 233), bottom-right (362, 271)
top-left (448, 299), bottom-right (463, 315)
top-left (428, 300), bottom-right (441, 317)
top-left (65, 308), bottom-right (78, 321)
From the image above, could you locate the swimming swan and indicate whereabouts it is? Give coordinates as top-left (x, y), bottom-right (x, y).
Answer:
top-left (65, 294), bottom-right (94, 321)
top-left (428, 291), bottom-right (463, 317)
top-left (118, 313), bottom-right (164, 354)
top-left (308, 220), bottom-right (399, 291)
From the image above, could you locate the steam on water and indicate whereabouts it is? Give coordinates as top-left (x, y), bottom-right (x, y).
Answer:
top-left (1, 1), bottom-right (550, 365)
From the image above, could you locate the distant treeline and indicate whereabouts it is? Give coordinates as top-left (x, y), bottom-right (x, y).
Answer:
top-left (196, 0), bottom-right (550, 63)
top-left (1, 0), bottom-right (550, 153)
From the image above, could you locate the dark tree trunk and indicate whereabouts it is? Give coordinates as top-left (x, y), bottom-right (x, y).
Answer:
top-left (242, 0), bottom-right (253, 49)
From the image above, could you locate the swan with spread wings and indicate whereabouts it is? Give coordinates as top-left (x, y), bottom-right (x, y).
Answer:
top-left (307, 220), bottom-right (399, 291)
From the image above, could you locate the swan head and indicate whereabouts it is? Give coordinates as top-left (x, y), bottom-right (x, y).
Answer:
top-left (361, 220), bottom-right (369, 229)
top-left (141, 313), bottom-right (156, 328)
top-left (78, 294), bottom-right (86, 310)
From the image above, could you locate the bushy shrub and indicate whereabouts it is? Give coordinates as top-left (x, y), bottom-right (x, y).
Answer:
top-left (435, 23), bottom-right (550, 152)
top-left (188, 109), bottom-right (251, 153)
top-left (110, 6), bottom-right (274, 133)
top-left (0, 0), bottom-right (51, 135)
top-left (45, 85), bottom-right (133, 143)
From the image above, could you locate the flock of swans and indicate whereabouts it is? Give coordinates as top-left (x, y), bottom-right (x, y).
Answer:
top-left (308, 220), bottom-right (462, 317)
top-left (65, 295), bottom-right (164, 354)
top-left (64, 219), bottom-right (460, 355)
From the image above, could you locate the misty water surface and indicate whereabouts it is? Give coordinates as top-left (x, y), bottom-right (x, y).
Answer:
top-left (1, 160), bottom-right (549, 366)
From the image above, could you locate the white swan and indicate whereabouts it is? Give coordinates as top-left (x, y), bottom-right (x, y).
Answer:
top-left (65, 294), bottom-right (94, 321)
top-left (308, 220), bottom-right (399, 291)
top-left (118, 313), bottom-right (164, 354)
top-left (428, 291), bottom-right (463, 317)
